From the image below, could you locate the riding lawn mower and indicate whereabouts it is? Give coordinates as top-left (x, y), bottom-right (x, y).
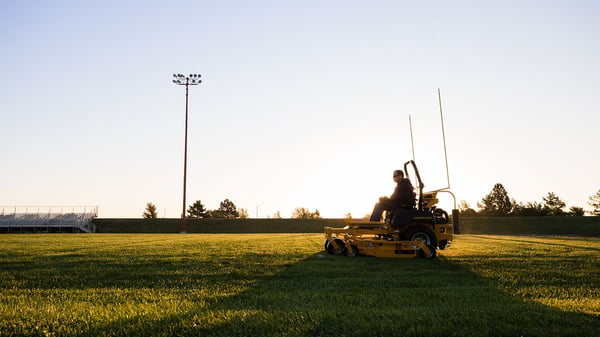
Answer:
top-left (324, 160), bottom-right (454, 258)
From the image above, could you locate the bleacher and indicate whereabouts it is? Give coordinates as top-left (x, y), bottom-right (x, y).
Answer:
top-left (0, 206), bottom-right (98, 233)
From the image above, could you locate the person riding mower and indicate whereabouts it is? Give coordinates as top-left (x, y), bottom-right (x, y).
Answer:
top-left (324, 160), bottom-right (453, 258)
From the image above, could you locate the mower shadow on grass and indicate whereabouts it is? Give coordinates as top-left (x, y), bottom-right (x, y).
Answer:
top-left (186, 253), bottom-right (598, 336)
top-left (80, 251), bottom-right (599, 337)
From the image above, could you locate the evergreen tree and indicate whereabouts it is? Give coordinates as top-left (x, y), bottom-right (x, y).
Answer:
top-left (568, 206), bottom-right (585, 216)
top-left (588, 189), bottom-right (600, 216)
top-left (187, 200), bottom-right (208, 218)
top-left (478, 183), bottom-right (513, 216)
top-left (142, 202), bottom-right (158, 219)
top-left (216, 199), bottom-right (239, 218)
top-left (542, 192), bottom-right (566, 216)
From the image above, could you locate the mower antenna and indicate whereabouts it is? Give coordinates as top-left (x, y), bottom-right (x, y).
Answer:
top-left (438, 88), bottom-right (450, 189)
top-left (437, 88), bottom-right (460, 233)
top-left (409, 114), bottom-right (416, 162)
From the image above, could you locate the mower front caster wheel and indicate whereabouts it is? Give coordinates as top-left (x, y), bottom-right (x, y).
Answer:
top-left (420, 244), bottom-right (437, 259)
top-left (343, 244), bottom-right (359, 257)
top-left (325, 238), bottom-right (345, 255)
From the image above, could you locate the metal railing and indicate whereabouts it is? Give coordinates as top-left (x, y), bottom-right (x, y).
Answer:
top-left (0, 206), bottom-right (98, 233)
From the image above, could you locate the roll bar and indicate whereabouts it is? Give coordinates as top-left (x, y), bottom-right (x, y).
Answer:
top-left (403, 160), bottom-right (424, 211)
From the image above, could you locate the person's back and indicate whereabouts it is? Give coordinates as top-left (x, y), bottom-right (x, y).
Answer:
top-left (392, 178), bottom-right (415, 209)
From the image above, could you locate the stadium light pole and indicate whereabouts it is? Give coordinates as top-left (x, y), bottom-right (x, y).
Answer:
top-left (173, 73), bottom-right (201, 233)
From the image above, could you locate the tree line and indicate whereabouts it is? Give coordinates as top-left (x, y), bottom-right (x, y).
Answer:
top-left (461, 184), bottom-right (600, 217)
top-left (142, 200), bottom-right (322, 219)
top-left (141, 186), bottom-right (600, 219)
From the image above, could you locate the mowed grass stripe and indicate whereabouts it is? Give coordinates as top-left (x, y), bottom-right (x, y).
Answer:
top-left (0, 234), bottom-right (598, 336)
top-left (442, 235), bottom-right (600, 317)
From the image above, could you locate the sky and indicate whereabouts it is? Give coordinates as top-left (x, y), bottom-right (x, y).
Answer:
top-left (1, 0), bottom-right (599, 218)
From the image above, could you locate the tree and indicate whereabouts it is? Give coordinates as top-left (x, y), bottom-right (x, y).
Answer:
top-left (588, 189), bottom-right (600, 216)
top-left (344, 212), bottom-right (353, 219)
top-left (512, 201), bottom-right (549, 216)
top-left (216, 199), bottom-right (239, 219)
top-left (568, 206), bottom-right (585, 216)
top-left (458, 200), bottom-right (477, 217)
top-left (542, 192), bottom-right (566, 216)
top-left (272, 211), bottom-right (282, 219)
top-left (238, 208), bottom-right (249, 219)
top-left (478, 183), bottom-right (513, 216)
top-left (291, 207), bottom-right (322, 219)
top-left (187, 200), bottom-right (208, 218)
top-left (142, 202), bottom-right (158, 219)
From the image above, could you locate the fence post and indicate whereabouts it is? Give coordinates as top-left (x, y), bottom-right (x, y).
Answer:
top-left (452, 209), bottom-right (460, 234)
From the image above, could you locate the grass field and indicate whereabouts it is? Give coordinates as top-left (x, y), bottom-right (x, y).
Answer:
top-left (0, 234), bottom-right (598, 336)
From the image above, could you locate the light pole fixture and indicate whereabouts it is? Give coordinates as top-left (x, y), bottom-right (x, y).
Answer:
top-left (256, 202), bottom-right (264, 218)
top-left (173, 73), bottom-right (201, 233)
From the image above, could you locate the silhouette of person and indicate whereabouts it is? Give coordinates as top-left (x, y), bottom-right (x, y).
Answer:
top-left (369, 169), bottom-right (415, 222)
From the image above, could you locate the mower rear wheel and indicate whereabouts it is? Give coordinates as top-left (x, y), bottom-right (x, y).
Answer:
top-left (325, 238), bottom-right (345, 255)
top-left (433, 208), bottom-right (449, 224)
top-left (344, 244), bottom-right (359, 257)
top-left (402, 225), bottom-right (438, 248)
